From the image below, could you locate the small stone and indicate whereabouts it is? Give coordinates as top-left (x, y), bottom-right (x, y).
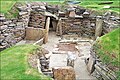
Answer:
top-left (19, 12), bottom-right (28, 15)
top-left (0, 17), bottom-right (5, 21)
top-left (0, 25), bottom-right (8, 30)
top-left (3, 20), bottom-right (12, 25)
top-left (8, 23), bottom-right (16, 27)
top-left (31, 5), bottom-right (39, 9)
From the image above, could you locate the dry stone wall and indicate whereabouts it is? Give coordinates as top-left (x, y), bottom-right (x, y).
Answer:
top-left (96, 15), bottom-right (120, 35)
top-left (28, 11), bottom-right (46, 28)
top-left (0, 2), bottom-right (47, 51)
top-left (102, 19), bottom-right (119, 35)
top-left (0, 14), bottom-right (26, 51)
top-left (0, 3), bottom-right (30, 51)
top-left (59, 17), bottom-right (96, 39)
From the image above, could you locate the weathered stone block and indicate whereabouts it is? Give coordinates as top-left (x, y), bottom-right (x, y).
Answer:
top-left (52, 66), bottom-right (76, 80)
top-left (87, 56), bottom-right (95, 74)
top-left (0, 25), bottom-right (8, 30)
top-left (25, 27), bottom-right (45, 40)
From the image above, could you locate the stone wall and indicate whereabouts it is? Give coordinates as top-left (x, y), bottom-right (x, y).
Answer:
top-left (28, 11), bottom-right (46, 28)
top-left (0, 14), bottom-right (26, 51)
top-left (102, 19), bottom-right (119, 35)
top-left (57, 17), bottom-right (96, 39)
top-left (95, 15), bottom-right (120, 36)
top-left (0, 3), bottom-right (30, 51)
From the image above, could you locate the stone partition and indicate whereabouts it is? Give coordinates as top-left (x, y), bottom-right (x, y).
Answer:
top-left (25, 27), bottom-right (45, 40)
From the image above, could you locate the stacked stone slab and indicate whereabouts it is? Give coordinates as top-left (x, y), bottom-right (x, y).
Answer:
top-left (96, 15), bottom-right (120, 35)
top-left (18, 3), bottom-right (31, 28)
top-left (27, 2), bottom-right (46, 28)
top-left (0, 14), bottom-right (25, 51)
top-left (28, 11), bottom-right (45, 28)
top-left (59, 17), bottom-right (96, 39)
top-left (0, 3), bottom-right (31, 51)
top-left (102, 18), bottom-right (119, 35)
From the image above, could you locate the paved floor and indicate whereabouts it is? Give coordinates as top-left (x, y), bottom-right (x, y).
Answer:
top-left (42, 31), bottom-right (96, 80)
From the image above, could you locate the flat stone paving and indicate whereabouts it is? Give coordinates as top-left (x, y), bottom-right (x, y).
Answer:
top-left (42, 31), bottom-right (96, 80)
top-left (49, 54), bottom-right (67, 68)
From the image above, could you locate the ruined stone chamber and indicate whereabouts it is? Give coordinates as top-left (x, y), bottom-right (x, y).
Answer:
top-left (57, 17), bottom-right (96, 39)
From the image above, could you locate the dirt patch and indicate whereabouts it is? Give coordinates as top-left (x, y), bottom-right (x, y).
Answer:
top-left (57, 43), bottom-right (78, 52)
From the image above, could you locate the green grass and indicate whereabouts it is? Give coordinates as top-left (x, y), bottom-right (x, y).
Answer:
top-left (93, 28), bottom-right (120, 78)
top-left (0, 0), bottom-right (119, 18)
top-left (0, 0), bottom-right (18, 18)
top-left (0, 44), bottom-right (51, 80)
top-left (79, 1), bottom-right (120, 14)
top-left (0, 0), bottom-right (16, 13)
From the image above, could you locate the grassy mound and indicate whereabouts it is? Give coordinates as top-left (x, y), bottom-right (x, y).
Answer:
top-left (93, 28), bottom-right (120, 78)
top-left (0, 44), bottom-right (51, 80)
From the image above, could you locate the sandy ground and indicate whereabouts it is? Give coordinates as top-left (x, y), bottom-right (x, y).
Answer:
top-left (42, 31), bottom-right (96, 80)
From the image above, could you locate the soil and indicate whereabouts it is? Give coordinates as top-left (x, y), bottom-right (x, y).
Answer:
top-left (57, 43), bottom-right (78, 52)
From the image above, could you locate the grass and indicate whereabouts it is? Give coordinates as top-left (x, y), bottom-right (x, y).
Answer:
top-left (0, 0), bottom-right (119, 18)
top-left (0, 0), bottom-right (26, 18)
top-left (79, 0), bottom-right (120, 14)
top-left (0, 0), bottom-right (19, 18)
top-left (0, 44), bottom-right (51, 80)
top-left (0, 0), bottom-right (16, 13)
top-left (93, 28), bottom-right (120, 79)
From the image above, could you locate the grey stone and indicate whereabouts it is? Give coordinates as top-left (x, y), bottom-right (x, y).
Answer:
top-left (31, 5), bottom-right (39, 9)
top-left (3, 33), bottom-right (9, 37)
top-left (8, 23), bottom-right (16, 27)
top-left (0, 17), bottom-right (5, 21)
top-left (3, 20), bottom-right (12, 25)
top-left (0, 25), bottom-right (8, 30)
top-left (19, 12), bottom-right (28, 15)
top-left (17, 6), bottom-right (28, 11)
top-left (87, 56), bottom-right (96, 74)
top-left (1, 42), bottom-right (8, 46)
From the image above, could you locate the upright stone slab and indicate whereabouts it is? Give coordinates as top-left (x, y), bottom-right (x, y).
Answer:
top-left (87, 56), bottom-right (95, 74)
top-left (25, 27), bottom-right (45, 40)
top-left (95, 19), bottom-right (103, 39)
top-left (52, 66), bottom-right (76, 80)
top-left (44, 17), bottom-right (50, 44)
